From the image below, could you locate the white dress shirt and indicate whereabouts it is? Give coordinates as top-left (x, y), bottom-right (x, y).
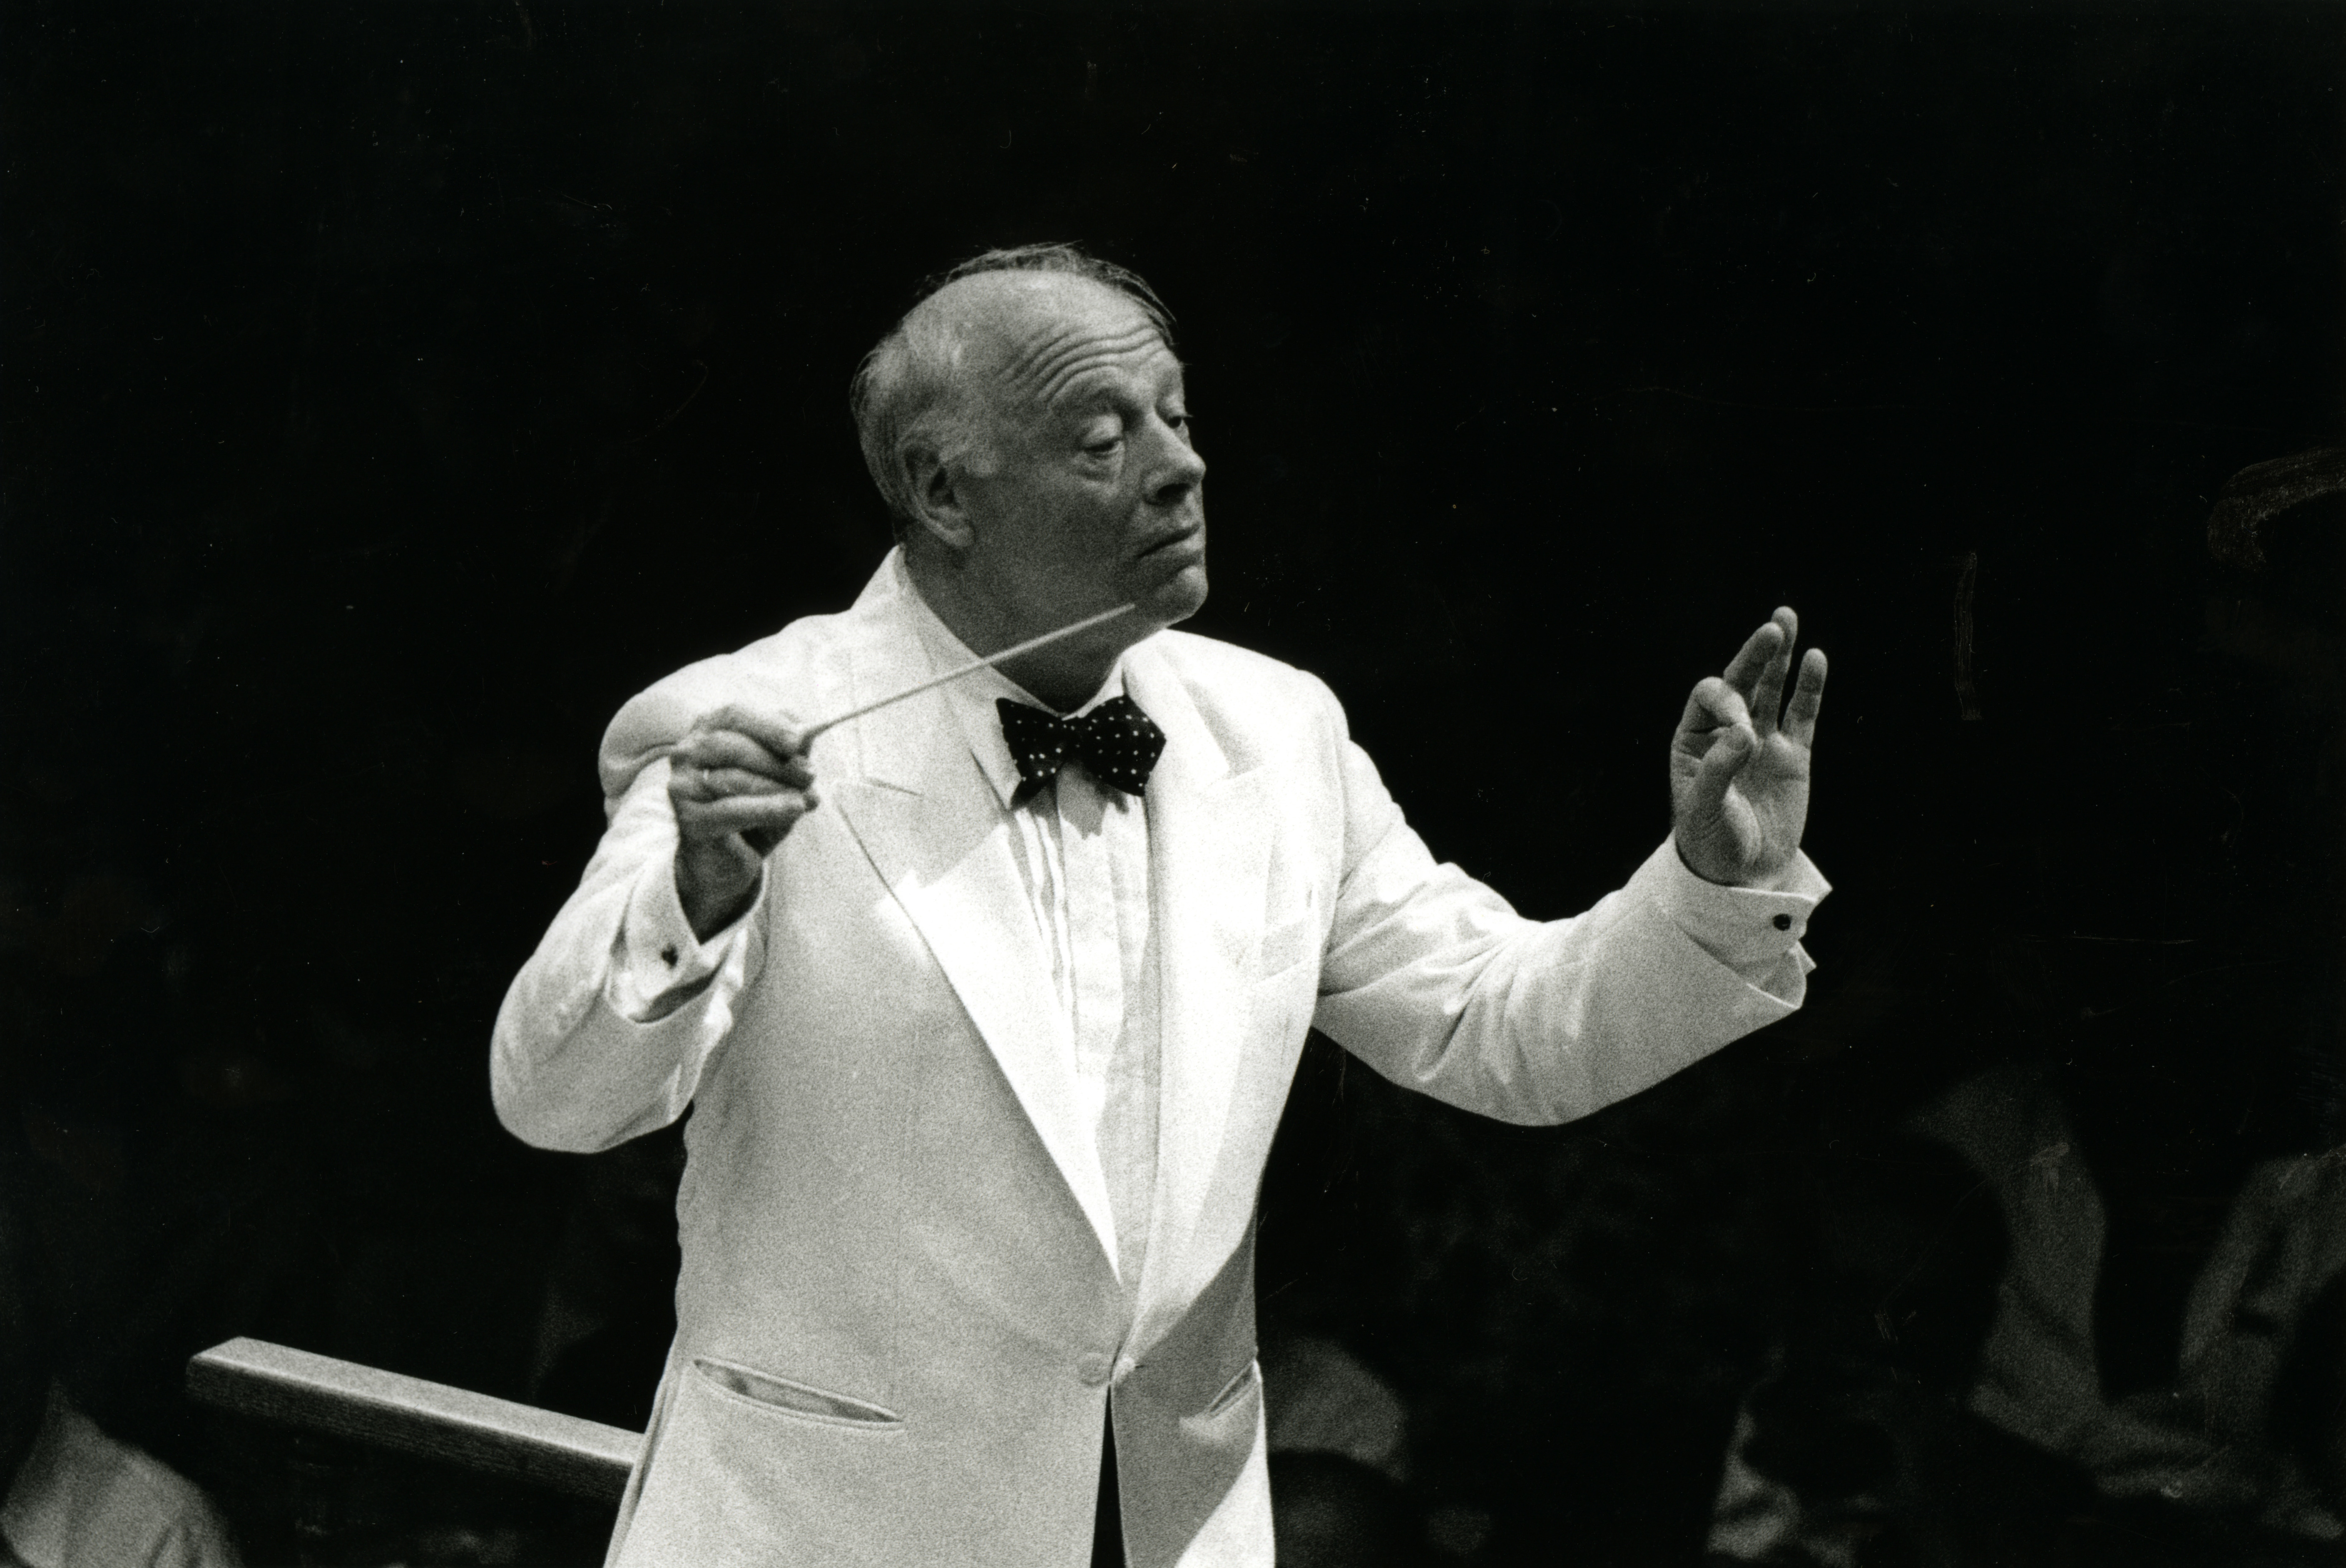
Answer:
top-left (898, 587), bottom-right (1164, 1298)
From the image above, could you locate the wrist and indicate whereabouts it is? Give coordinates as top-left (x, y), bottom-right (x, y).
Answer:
top-left (1672, 833), bottom-right (1738, 887)
top-left (1672, 832), bottom-right (1795, 890)
top-left (675, 846), bottom-right (757, 942)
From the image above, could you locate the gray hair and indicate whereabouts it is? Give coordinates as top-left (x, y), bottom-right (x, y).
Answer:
top-left (849, 243), bottom-right (1177, 540)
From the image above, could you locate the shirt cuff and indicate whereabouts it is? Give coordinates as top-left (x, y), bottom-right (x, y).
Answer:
top-left (1652, 835), bottom-right (1832, 972)
top-left (610, 855), bottom-right (761, 1021)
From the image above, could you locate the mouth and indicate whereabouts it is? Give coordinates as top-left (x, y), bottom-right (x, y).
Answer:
top-left (1135, 523), bottom-right (1205, 563)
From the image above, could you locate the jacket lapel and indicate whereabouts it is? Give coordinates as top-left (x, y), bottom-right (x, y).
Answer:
top-left (815, 585), bottom-right (1280, 1323)
top-left (1124, 643), bottom-right (1274, 1351)
top-left (823, 592), bottom-right (1122, 1276)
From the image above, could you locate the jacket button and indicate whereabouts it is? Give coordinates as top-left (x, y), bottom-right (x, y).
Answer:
top-left (1077, 1353), bottom-right (1113, 1387)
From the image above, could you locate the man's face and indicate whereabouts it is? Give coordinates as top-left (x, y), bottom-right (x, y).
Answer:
top-left (948, 275), bottom-right (1207, 635)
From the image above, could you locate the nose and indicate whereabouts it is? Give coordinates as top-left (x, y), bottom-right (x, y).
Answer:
top-left (1144, 417), bottom-right (1206, 507)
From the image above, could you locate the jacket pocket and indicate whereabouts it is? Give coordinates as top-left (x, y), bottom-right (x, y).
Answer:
top-left (688, 1355), bottom-right (903, 1431)
top-left (1179, 1357), bottom-right (1263, 1452)
top-left (618, 1354), bottom-right (913, 1565)
top-left (1201, 1359), bottom-right (1261, 1422)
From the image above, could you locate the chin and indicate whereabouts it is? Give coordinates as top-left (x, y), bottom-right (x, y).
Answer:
top-left (1137, 561), bottom-right (1209, 629)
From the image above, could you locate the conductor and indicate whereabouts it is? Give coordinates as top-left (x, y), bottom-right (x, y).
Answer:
top-left (492, 243), bottom-right (1831, 1567)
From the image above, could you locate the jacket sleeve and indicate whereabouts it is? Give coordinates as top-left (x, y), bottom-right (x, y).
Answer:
top-left (490, 753), bottom-right (767, 1154)
top-left (1305, 678), bottom-right (1829, 1126)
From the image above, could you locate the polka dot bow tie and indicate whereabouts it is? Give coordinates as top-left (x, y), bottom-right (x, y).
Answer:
top-left (996, 695), bottom-right (1166, 801)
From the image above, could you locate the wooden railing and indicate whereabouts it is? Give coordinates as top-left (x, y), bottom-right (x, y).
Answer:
top-left (187, 1337), bottom-right (640, 1502)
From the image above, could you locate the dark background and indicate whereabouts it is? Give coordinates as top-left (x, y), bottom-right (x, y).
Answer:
top-left (2, 2), bottom-right (2340, 1563)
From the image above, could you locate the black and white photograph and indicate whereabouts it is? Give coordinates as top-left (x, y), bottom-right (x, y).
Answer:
top-left (2, 4), bottom-right (2341, 1564)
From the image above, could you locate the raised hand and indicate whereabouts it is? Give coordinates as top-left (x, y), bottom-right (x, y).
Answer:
top-left (1669, 607), bottom-right (1826, 886)
top-left (667, 704), bottom-right (817, 939)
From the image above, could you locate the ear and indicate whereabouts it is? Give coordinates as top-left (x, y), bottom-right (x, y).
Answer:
top-left (902, 442), bottom-right (977, 554)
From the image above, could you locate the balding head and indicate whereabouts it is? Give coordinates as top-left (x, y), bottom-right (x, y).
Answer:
top-left (852, 245), bottom-right (1175, 537)
top-left (846, 244), bottom-right (1207, 710)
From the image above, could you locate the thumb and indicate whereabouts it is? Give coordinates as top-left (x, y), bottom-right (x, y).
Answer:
top-left (1688, 723), bottom-right (1756, 819)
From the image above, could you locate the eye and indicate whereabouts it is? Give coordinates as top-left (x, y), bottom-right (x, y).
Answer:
top-left (1079, 417), bottom-right (1124, 458)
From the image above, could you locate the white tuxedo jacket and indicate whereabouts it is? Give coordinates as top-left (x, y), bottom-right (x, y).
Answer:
top-left (492, 552), bottom-right (1824, 1567)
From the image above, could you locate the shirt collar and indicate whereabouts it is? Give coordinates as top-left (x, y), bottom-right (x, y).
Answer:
top-left (893, 555), bottom-right (1126, 810)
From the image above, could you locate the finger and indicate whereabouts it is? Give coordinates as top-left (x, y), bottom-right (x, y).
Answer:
top-left (1781, 647), bottom-right (1828, 746)
top-left (1717, 618), bottom-right (1785, 701)
top-left (669, 756), bottom-right (775, 804)
top-left (702, 703), bottom-right (810, 763)
top-left (1674, 676), bottom-right (1752, 751)
top-left (678, 790), bottom-right (815, 841)
top-left (681, 729), bottom-right (816, 788)
top-left (703, 738), bottom-right (817, 790)
top-left (690, 765), bottom-right (801, 799)
top-left (1687, 719), bottom-right (1756, 818)
top-left (1749, 606), bottom-right (1799, 738)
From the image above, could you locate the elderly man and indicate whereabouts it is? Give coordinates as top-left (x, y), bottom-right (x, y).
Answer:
top-left (492, 243), bottom-right (1830, 1568)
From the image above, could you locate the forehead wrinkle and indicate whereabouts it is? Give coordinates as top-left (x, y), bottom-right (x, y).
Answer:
top-left (1045, 354), bottom-right (1188, 421)
top-left (1002, 319), bottom-right (1167, 410)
